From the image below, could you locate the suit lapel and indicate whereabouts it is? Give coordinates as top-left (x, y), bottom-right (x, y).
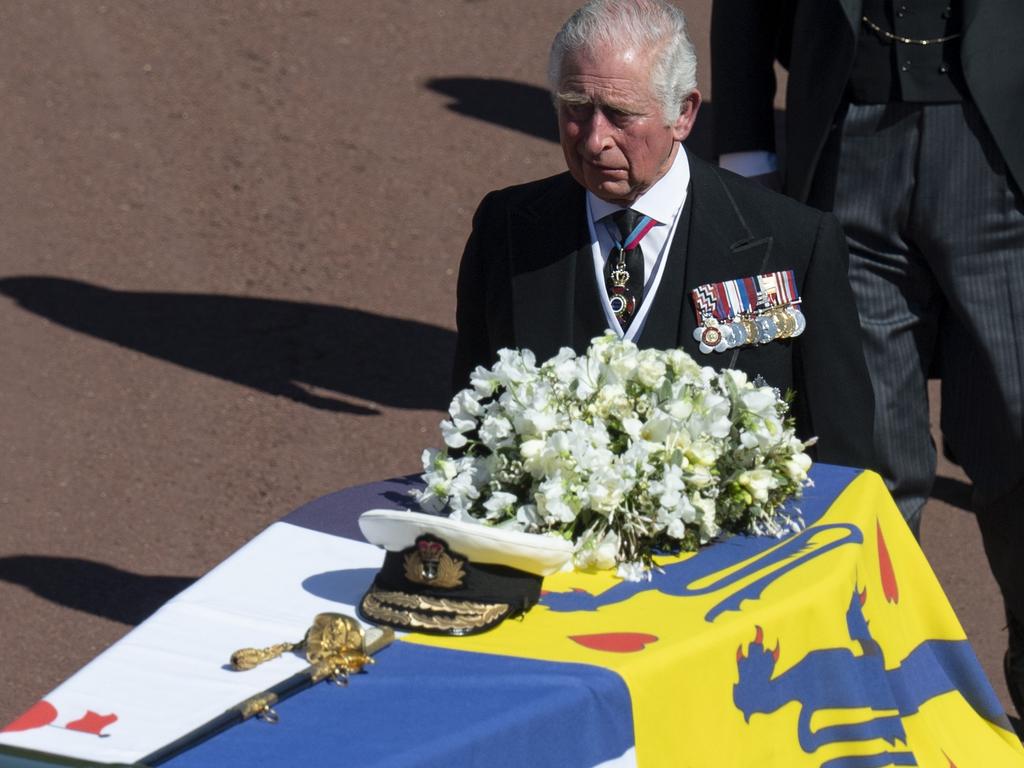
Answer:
top-left (837, 0), bottom-right (862, 32)
top-left (679, 157), bottom-right (775, 366)
top-left (572, 242), bottom-right (608, 352)
top-left (508, 174), bottom-right (597, 360)
top-left (961, 0), bottom-right (980, 36)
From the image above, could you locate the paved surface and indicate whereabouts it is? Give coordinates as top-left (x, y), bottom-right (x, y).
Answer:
top-left (0, 0), bottom-right (1016, 738)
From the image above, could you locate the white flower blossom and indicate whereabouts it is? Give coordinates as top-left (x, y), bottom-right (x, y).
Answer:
top-left (515, 503), bottom-right (543, 528)
top-left (576, 527), bottom-right (621, 570)
top-left (621, 417), bottom-right (644, 441)
top-left (536, 475), bottom-right (575, 524)
top-left (574, 355), bottom-right (603, 399)
top-left (514, 406), bottom-right (559, 437)
top-left (616, 560), bottom-right (652, 582)
top-left (450, 388), bottom-right (483, 420)
top-left (608, 347), bottom-right (639, 383)
top-left (692, 495), bottom-right (720, 541)
top-left (440, 417), bottom-right (475, 449)
top-left (635, 351), bottom-right (667, 389)
top-left (483, 491), bottom-right (519, 520)
top-left (587, 468), bottom-right (627, 515)
top-left (478, 415), bottom-right (513, 450)
top-left (738, 468), bottom-right (780, 503)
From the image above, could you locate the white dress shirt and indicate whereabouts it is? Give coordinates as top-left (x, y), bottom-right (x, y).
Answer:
top-left (586, 144), bottom-right (691, 341)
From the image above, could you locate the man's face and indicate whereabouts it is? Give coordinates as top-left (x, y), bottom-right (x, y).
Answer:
top-left (556, 43), bottom-right (700, 205)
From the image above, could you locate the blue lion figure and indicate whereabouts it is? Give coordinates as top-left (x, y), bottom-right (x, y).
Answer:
top-left (732, 589), bottom-right (1005, 767)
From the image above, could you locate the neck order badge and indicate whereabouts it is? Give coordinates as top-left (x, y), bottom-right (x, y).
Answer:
top-left (604, 209), bottom-right (655, 329)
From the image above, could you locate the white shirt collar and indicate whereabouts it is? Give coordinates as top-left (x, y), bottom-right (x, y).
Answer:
top-left (587, 144), bottom-right (691, 225)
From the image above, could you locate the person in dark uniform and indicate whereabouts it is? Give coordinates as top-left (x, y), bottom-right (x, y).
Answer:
top-left (710, 0), bottom-right (1024, 712)
top-left (453, 0), bottom-right (875, 473)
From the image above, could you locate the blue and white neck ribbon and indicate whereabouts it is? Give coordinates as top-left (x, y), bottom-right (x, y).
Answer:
top-left (604, 213), bottom-right (656, 253)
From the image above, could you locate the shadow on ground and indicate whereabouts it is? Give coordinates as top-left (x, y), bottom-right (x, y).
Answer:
top-left (427, 77), bottom-right (559, 143)
top-left (0, 276), bottom-right (455, 414)
top-left (0, 556), bottom-right (196, 625)
top-left (424, 76), bottom-right (724, 162)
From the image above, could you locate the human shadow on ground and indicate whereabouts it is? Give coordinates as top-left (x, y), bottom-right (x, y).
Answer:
top-left (425, 77), bottom-right (780, 166)
top-left (0, 555), bottom-right (196, 625)
top-left (0, 276), bottom-right (455, 414)
top-left (427, 77), bottom-right (559, 143)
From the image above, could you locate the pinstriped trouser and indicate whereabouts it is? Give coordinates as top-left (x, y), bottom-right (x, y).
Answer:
top-left (811, 100), bottom-right (1024, 621)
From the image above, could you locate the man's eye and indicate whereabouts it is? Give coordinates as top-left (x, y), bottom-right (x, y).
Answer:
top-left (604, 108), bottom-right (635, 126)
top-left (563, 103), bottom-right (593, 120)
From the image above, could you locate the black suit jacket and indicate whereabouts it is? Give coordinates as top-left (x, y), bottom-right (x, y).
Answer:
top-left (710, 0), bottom-right (1024, 201)
top-left (453, 154), bottom-right (875, 469)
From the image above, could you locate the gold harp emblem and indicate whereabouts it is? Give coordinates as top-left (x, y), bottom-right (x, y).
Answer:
top-left (404, 537), bottom-right (465, 588)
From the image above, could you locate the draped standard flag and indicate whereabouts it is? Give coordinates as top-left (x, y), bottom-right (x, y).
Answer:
top-left (2, 466), bottom-right (1020, 767)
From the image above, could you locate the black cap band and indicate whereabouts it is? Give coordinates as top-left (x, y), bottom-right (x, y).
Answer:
top-left (358, 534), bottom-right (542, 636)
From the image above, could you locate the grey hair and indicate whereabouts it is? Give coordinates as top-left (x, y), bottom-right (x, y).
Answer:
top-left (548, 0), bottom-right (697, 124)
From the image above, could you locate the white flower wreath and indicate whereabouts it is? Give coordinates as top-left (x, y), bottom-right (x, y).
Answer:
top-left (416, 333), bottom-right (813, 581)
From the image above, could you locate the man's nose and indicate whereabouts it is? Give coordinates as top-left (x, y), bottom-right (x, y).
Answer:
top-left (580, 110), bottom-right (614, 155)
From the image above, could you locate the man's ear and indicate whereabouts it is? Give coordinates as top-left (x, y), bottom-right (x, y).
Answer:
top-left (672, 90), bottom-right (702, 142)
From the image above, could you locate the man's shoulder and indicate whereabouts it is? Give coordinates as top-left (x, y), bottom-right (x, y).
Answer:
top-left (690, 153), bottom-right (833, 242)
top-left (693, 154), bottom-right (825, 223)
top-left (478, 171), bottom-right (581, 212)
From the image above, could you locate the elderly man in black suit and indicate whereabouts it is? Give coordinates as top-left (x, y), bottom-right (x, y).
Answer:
top-left (452, 0), bottom-right (875, 472)
top-left (711, 0), bottom-right (1024, 710)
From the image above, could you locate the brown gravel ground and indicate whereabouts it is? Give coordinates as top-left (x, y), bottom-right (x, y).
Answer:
top-left (0, 0), bottom-right (1017, 738)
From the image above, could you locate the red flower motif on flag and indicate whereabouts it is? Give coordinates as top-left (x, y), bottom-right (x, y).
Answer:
top-left (1, 700), bottom-right (58, 732)
top-left (66, 710), bottom-right (118, 736)
top-left (569, 632), bottom-right (658, 652)
top-left (877, 521), bottom-right (899, 604)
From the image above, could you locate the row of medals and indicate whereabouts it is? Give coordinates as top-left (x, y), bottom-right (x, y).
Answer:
top-left (694, 303), bottom-right (806, 354)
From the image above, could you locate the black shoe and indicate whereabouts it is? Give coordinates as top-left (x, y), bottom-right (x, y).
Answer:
top-left (1005, 609), bottom-right (1024, 716)
top-left (1005, 650), bottom-right (1024, 717)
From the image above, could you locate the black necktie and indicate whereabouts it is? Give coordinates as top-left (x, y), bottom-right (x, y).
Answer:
top-left (604, 208), bottom-right (646, 330)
